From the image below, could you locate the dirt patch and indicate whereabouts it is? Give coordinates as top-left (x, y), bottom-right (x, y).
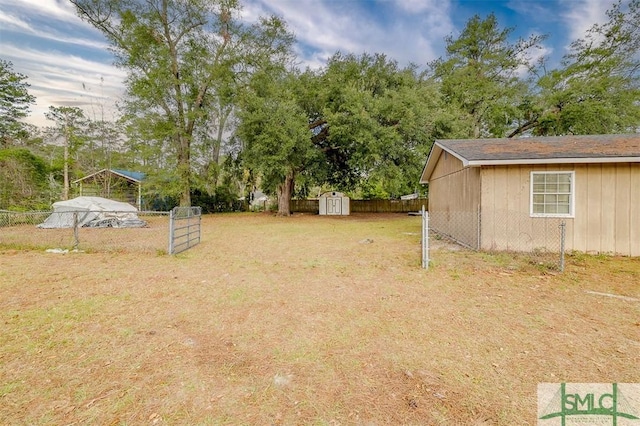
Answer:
top-left (1, 213), bottom-right (639, 425)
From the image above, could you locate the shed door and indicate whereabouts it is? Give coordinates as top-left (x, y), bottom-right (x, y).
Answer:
top-left (327, 198), bottom-right (342, 215)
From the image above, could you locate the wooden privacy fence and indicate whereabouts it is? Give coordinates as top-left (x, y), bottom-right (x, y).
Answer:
top-left (291, 198), bottom-right (428, 213)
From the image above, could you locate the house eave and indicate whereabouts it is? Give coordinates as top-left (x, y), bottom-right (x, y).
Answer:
top-left (421, 141), bottom-right (475, 184)
top-left (466, 156), bottom-right (640, 167)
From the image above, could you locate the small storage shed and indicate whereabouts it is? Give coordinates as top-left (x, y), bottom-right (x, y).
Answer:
top-left (318, 191), bottom-right (350, 216)
top-left (73, 169), bottom-right (145, 210)
top-left (419, 134), bottom-right (640, 256)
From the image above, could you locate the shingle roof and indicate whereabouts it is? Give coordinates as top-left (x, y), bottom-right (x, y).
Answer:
top-left (438, 134), bottom-right (640, 162)
top-left (420, 134), bottom-right (640, 184)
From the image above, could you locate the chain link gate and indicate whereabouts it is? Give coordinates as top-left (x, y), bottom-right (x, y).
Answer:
top-left (169, 206), bottom-right (202, 254)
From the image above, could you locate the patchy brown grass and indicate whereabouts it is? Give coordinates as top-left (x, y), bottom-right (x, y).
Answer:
top-left (1, 213), bottom-right (638, 425)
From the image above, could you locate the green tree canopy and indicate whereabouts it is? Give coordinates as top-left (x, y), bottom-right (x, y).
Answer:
top-left (305, 53), bottom-right (440, 198)
top-left (0, 60), bottom-right (36, 146)
top-left (45, 106), bottom-right (89, 200)
top-left (0, 148), bottom-right (48, 209)
top-left (72, 0), bottom-right (295, 206)
top-left (430, 14), bottom-right (546, 138)
top-left (513, 0), bottom-right (640, 136)
top-left (237, 67), bottom-right (313, 216)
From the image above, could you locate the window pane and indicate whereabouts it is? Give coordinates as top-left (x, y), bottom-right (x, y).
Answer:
top-left (533, 174), bottom-right (545, 184)
top-left (531, 172), bottom-right (573, 216)
top-left (558, 174), bottom-right (571, 183)
top-left (546, 183), bottom-right (559, 192)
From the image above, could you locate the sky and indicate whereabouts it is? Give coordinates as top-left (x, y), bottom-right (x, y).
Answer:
top-left (0, 0), bottom-right (616, 128)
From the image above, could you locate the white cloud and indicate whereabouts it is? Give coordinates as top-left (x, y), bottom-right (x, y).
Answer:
top-left (560, 0), bottom-right (610, 46)
top-left (4, 0), bottom-right (89, 27)
top-left (2, 44), bottom-right (125, 127)
top-left (0, 11), bottom-right (109, 50)
top-left (0, 0), bottom-right (123, 126)
top-left (392, 0), bottom-right (442, 14)
top-left (249, 0), bottom-right (453, 69)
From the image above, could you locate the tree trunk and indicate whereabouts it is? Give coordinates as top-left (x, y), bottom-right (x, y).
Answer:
top-left (177, 134), bottom-right (191, 207)
top-left (276, 171), bottom-right (294, 216)
top-left (63, 132), bottom-right (70, 201)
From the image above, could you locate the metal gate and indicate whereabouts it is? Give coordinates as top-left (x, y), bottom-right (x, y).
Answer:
top-left (169, 206), bottom-right (201, 254)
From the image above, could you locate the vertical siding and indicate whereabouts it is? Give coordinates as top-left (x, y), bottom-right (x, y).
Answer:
top-left (628, 164), bottom-right (640, 256)
top-left (430, 151), bottom-right (465, 180)
top-left (585, 164), bottom-right (603, 252)
top-left (600, 164), bottom-right (616, 252)
top-left (428, 152), bottom-right (481, 248)
top-left (480, 165), bottom-right (565, 252)
top-left (614, 163), bottom-right (631, 254)
top-left (480, 163), bottom-right (640, 256)
top-left (571, 163), bottom-right (640, 255)
top-left (572, 164), bottom-right (589, 252)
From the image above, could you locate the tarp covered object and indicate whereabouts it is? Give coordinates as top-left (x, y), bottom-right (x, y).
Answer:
top-left (38, 196), bottom-right (146, 228)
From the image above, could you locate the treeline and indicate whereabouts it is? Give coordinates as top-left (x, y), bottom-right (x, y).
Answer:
top-left (1, 0), bottom-right (639, 214)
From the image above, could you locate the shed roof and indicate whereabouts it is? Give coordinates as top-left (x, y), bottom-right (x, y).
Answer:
top-left (420, 134), bottom-right (640, 184)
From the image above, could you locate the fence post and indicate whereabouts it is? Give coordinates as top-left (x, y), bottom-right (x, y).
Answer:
top-left (168, 208), bottom-right (175, 254)
top-left (422, 205), bottom-right (429, 269)
top-left (476, 205), bottom-right (482, 250)
top-left (559, 221), bottom-right (566, 272)
top-left (73, 211), bottom-right (79, 251)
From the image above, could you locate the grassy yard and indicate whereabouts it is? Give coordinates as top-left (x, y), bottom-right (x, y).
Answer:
top-left (1, 213), bottom-right (639, 425)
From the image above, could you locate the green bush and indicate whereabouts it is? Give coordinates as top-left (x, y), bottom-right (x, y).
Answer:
top-left (0, 148), bottom-right (50, 210)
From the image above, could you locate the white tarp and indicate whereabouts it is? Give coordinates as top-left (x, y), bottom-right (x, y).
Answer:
top-left (38, 196), bottom-right (146, 228)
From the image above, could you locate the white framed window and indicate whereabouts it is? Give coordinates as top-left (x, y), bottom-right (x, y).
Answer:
top-left (530, 171), bottom-right (575, 217)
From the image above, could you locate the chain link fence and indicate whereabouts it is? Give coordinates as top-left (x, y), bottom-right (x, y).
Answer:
top-left (0, 210), bottom-right (171, 254)
top-left (423, 209), bottom-right (566, 271)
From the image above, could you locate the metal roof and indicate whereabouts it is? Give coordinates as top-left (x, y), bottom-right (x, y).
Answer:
top-left (72, 168), bottom-right (146, 184)
top-left (420, 134), bottom-right (640, 184)
top-left (111, 169), bottom-right (146, 182)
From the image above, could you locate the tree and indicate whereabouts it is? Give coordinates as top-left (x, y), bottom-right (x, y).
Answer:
top-left (0, 59), bottom-right (36, 146)
top-left (511, 0), bottom-right (640, 136)
top-left (72, 0), bottom-right (294, 206)
top-left (45, 106), bottom-right (88, 200)
top-left (238, 52), bottom-right (442, 211)
top-left (0, 148), bottom-right (48, 209)
top-left (237, 68), bottom-right (313, 216)
top-left (306, 53), bottom-right (440, 198)
top-left (430, 14), bottom-right (545, 138)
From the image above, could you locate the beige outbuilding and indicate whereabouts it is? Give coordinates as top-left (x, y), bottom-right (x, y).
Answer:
top-left (420, 134), bottom-right (640, 256)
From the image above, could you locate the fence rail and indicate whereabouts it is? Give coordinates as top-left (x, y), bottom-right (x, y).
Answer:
top-left (169, 206), bottom-right (202, 254)
top-left (0, 208), bottom-right (202, 255)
